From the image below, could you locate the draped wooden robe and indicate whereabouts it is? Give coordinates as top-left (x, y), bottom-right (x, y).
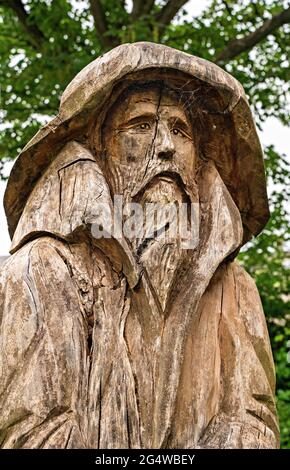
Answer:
top-left (0, 142), bottom-right (279, 448)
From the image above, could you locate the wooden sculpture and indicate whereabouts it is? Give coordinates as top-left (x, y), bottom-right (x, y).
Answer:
top-left (0, 42), bottom-right (279, 448)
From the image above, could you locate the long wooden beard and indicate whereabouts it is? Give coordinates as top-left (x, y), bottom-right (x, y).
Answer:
top-left (104, 157), bottom-right (199, 311)
top-left (135, 176), bottom-right (196, 312)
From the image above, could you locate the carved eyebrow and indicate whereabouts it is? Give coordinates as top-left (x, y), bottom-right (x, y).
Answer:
top-left (168, 116), bottom-right (192, 135)
top-left (117, 113), bottom-right (157, 129)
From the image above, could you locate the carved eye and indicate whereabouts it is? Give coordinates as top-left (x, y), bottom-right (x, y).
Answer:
top-left (172, 128), bottom-right (184, 137)
top-left (138, 122), bottom-right (151, 130)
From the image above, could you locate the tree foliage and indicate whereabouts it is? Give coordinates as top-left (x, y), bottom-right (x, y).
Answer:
top-left (0, 0), bottom-right (289, 447)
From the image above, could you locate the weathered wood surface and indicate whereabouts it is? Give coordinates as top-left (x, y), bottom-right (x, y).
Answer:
top-left (0, 42), bottom-right (279, 448)
top-left (0, 257), bottom-right (8, 266)
top-left (5, 42), bottom-right (269, 243)
top-left (0, 164), bottom-right (279, 448)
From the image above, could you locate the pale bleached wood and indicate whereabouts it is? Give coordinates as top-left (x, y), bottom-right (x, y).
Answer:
top-left (5, 42), bottom-right (269, 243)
top-left (0, 257), bottom-right (8, 266)
top-left (0, 43), bottom-right (279, 449)
top-left (0, 160), bottom-right (279, 448)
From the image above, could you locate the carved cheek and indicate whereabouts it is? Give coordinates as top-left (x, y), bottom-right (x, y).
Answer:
top-left (174, 141), bottom-right (196, 172)
top-left (117, 132), bottom-right (153, 163)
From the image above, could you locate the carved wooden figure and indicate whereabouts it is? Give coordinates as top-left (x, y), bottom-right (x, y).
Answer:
top-left (0, 42), bottom-right (279, 448)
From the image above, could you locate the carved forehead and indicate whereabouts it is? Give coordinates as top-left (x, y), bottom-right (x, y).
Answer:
top-left (122, 85), bottom-right (186, 106)
top-left (104, 82), bottom-right (192, 128)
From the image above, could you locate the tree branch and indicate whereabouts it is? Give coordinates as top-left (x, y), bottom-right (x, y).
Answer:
top-left (215, 6), bottom-right (290, 63)
top-left (221, 0), bottom-right (232, 17)
top-left (0, 0), bottom-right (45, 49)
top-left (89, 0), bottom-right (116, 48)
top-left (143, 0), bottom-right (155, 16)
top-left (132, 0), bottom-right (155, 20)
top-left (132, 0), bottom-right (143, 19)
top-left (155, 0), bottom-right (189, 28)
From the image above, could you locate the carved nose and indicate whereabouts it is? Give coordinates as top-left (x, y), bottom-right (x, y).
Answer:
top-left (156, 123), bottom-right (175, 160)
top-left (158, 149), bottom-right (174, 160)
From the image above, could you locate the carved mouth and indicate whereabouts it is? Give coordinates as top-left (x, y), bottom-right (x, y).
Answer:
top-left (132, 171), bottom-right (190, 204)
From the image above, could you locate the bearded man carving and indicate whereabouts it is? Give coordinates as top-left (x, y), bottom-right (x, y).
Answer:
top-left (0, 42), bottom-right (279, 449)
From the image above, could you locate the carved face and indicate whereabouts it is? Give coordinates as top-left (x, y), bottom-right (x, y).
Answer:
top-left (102, 84), bottom-right (197, 205)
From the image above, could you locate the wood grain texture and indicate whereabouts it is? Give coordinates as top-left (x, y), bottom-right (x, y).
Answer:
top-left (0, 235), bottom-right (279, 448)
top-left (0, 45), bottom-right (278, 448)
top-left (0, 159), bottom-right (279, 448)
top-left (4, 42), bottom-right (269, 243)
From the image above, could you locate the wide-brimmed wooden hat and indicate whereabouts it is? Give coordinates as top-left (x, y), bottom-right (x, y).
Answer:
top-left (4, 42), bottom-right (269, 243)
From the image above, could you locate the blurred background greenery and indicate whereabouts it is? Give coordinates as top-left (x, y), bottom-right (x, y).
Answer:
top-left (0, 0), bottom-right (289, 447)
